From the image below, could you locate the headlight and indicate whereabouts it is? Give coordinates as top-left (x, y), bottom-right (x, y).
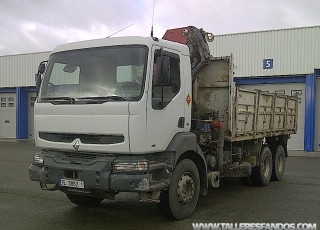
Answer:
top-left (113, 161), bottom-right (148, 172)
top-left (33, 152), bottom-right (44, 166)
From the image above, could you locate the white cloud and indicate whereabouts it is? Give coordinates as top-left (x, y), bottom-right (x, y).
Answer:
top-left (0, 0), bottom-right (320, 55)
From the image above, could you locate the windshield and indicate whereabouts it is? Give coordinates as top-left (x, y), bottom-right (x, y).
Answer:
top-left (39, 45), bottom-right (148, 102)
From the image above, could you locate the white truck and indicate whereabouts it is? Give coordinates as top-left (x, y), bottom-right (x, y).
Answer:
top-left (29, 26), bottom-right (298, 220)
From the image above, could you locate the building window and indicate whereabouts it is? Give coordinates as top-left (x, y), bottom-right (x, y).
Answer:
top-left (8, 97), bottom-right (14, 101)
top-left (1, 98), bottom-right (6, 102)
top-left (291, 90), bottom-right (302, 96)
top-left (8, 103), bottom-right (14, 107)
top-left (1, 103), bottom-right (6, 107)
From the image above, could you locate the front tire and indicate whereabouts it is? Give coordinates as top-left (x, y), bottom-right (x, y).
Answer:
top-left (250, 146), bottom-right (273, 186)
top-left (272, 145), bottom-right (286, 181)
top-left (66, 194), bottom-right (103, 207)
top-left (158, 159), bottom-right (200, 220)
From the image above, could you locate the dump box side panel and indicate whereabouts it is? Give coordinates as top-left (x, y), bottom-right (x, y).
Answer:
top-left (231, 88), bottom-right (298, 141)
top-left (273, 96), bottom-right (286, 131)
top-left (234, 88), bottom-right (256, 135)
top-left (256, 91), bottom-right (273, 133)
top-left (193, 56), bottom-right (298, 143)
top-left (286, 96), bottom-right (299, 131)
top-left (234, 88), bottom-right (276, 136)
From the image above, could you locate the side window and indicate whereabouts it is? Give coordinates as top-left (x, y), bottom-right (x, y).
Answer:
top-left (152, 52), bottom-right (180, 109)
top-left (116, 65), bottom-right (144, 83)
top-left (116, 64), bottom-right (144, 97)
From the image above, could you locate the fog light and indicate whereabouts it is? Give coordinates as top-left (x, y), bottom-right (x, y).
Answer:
top-left (113, 161), bottom-right (148, 172)
top-left (137, 162), bottom-right (148, 171)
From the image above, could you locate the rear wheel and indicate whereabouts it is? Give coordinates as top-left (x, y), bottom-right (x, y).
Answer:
top-left (272, 145), bottom-right (286, 181)
top-left (66, 194), bottom-right (103, 207)
top-left (250, 146), bottom-right (272, 186)
top-left (158, 159), bottom-right (200, 220)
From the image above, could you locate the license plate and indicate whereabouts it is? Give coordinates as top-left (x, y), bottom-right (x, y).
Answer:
top-left (59, 179), bottom-right (84, 189)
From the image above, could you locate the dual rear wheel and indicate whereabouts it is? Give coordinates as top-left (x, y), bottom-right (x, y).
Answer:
top-left (239, 145), bottom-right (286, 186)
top-left (272, 145), bottom-right (286, 181)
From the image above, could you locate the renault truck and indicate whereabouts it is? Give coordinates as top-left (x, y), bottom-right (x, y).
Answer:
top-left (29, 26), bottom-right (298, 220)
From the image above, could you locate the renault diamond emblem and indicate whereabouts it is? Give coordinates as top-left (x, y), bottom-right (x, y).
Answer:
top-left (72, 138), bottom-right (80, 151)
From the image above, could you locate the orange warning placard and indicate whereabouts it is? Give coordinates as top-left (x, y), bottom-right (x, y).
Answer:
top-left (186, 93), bottom-right (191, 106)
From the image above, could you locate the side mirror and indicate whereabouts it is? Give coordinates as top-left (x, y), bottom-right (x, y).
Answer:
top-left (156, 56), bottom-right (171, 86)
top-left (35, 73), bottom-right (42, 95)
top-left (35, 61), bottom-right (47, 95)
top-left (38, 62), bottom-right (46, 74)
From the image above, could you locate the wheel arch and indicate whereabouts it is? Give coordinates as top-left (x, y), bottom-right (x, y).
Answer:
top-left (266, 135), bottom-right (289, 157)
top-left (176, 149), bottom-right (208, 196)
top-left (166, 133), bottom-right (208, 196)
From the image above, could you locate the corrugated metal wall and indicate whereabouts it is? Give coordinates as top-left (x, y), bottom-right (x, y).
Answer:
top-left (1, 26), bottom-right (319, 87)
top-left (210, 26), bottom-right (320, 78)
top-left (0, 51), bottom-right (50, 87)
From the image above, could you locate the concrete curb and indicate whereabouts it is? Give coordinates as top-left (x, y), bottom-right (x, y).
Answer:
top-left (289, 150), bottom-right (320, 157)
top-left (0, 138), bottom-right (35, 143)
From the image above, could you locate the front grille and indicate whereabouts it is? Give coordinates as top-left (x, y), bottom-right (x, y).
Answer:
top-left (64, 152), bottom-right (97, 160)
top-left (39, 132), bottom-right (124, 144)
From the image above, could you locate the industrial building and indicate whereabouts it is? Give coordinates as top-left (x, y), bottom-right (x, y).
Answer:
top-left (0, 25), bottom-right (319, 151)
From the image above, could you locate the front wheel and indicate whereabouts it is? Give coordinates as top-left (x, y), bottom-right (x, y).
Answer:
top-left (158, 159), bottom-right (200, 220)
top-left (250, 146), bottom-right (273, 186)
top-left (66, 194), bottom-right (103, 207)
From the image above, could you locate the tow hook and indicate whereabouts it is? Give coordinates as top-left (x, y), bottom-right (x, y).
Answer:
top-left (40, 181), bottom-right (57, 191)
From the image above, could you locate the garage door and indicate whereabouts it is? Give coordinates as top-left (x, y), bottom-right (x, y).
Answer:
top-left (0, 93), bottom-right (16, 138)
top-left (313, 78), bottom-right (320, 151)
top-left (28, 92), bottom-right (37, 139)
top-left (240, 83), bottom-right (305, 150)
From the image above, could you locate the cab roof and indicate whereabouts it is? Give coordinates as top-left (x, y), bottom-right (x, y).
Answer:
top-left (52, 36), bottom-right (190, 56)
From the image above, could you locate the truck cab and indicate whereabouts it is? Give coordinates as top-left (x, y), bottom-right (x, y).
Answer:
top-left (35, 36), bottom-right (192, 154)
top-left (30, 36), bottom-right (203, 220)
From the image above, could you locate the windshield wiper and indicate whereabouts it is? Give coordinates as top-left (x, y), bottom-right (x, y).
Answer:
top-left (78, 96), bottom-right (127, 101)
top-left (41, 97), bottom-right (75, 103)
top-left (40, 96), bottom-right (127, 104)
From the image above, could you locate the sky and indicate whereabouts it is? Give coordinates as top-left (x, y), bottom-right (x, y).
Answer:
top-left (1, 0), bottom-right (320, 56)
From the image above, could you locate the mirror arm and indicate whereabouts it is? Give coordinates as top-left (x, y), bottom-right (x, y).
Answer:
top-left (36, 60), bottom-right (47, 96)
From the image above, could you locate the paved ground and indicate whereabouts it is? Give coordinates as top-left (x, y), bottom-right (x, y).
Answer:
top-left (0, 140), bottom-right (319, 230)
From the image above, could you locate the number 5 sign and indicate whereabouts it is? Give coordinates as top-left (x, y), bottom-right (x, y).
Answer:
top-left (263, 59), bottom-right (273, 69)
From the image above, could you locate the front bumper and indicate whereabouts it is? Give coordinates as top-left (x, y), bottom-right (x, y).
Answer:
top-left (28, 153), bottom-right (171, 194)
top-left (29, 164), bottom-right (42, 181)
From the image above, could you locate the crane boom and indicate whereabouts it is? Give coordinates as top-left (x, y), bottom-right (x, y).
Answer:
top-left (162, 26), bottom-right (214, 78)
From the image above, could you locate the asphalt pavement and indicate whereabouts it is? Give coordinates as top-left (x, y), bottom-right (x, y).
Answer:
top-left (0, 140), bottom-right (319, 230)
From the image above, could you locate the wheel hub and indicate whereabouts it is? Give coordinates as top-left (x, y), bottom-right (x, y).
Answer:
top-left (277, 154), bottom-right (284, 172)
top-left (262, 156), bottom-right (271, 177)
top-left (177, 172), bottom-right (195, 206)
